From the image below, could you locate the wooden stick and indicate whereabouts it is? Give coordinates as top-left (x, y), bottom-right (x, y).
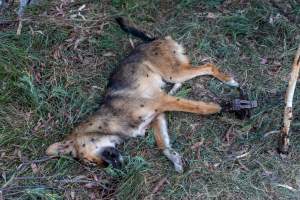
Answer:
top-left (16, 19), bottom-right (23, 35)
top-left (279, 44), bottom-right (300, 153)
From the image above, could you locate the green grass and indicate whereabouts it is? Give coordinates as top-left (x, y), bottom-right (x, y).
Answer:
top-left (1, 0), bottom-right (300, 199)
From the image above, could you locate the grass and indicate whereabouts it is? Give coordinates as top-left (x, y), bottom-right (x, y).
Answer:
top-left (1, 0), bottom-right (300, 199)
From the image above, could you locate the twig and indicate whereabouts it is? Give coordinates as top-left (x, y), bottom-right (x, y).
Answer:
top-left (1, 185), bottom-right (53, 193)
top-left (263, 130), bottom-right (280, 138)
top-left (16, 19), bottom-right (23, 35)
top-left (53, 179), bottom-right (109, 189)
top-left (14, 176), bottom-right (53, 180)
top-left (1, 156), bottom-right (55, 189)
top-left (26, 156), bottom-right (55, 164)
top-left (53, 179), bottom-right (95, 184)
top-left (1, 174), bottom-right (16, 189)
top-left (0, 20), bottom-right (18, 25)
top-left (235, 152), bottom-right (250, 159)
top-left (279, 43), bottom-right (300, 153)
top-left (129, 38), bottom-right (135, 48)
top-left (275, 184), bottom-right (297, 192)
top-left (237, 160), bottom-right (249, 171)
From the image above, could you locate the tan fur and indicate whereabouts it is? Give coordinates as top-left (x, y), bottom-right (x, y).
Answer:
top-left (47, 36), bottom-right (238, 170)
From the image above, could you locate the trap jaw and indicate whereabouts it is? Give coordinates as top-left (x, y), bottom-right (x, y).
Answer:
top-left (231, 99), bottom-right (257, 111)
top-left (223, 87), bottom-right (258, 119)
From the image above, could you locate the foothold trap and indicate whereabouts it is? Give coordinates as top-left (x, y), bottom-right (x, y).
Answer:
top-left (222, 88), bottom-right (258, 119)
top-left (231, 99), bottom-right (257, 111)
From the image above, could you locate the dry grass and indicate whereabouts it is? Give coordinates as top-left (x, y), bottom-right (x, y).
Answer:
top-left (1, 0), bottom-right (300, 199)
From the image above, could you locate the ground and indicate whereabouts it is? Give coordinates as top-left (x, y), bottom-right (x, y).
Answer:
top-left (1, 0), bottom-right (300, 199)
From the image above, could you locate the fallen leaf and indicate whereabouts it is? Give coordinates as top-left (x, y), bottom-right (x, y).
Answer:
top-left (223, 126), bottom-right (235, 145)
top-left (70, 191), bottom-right (75, 200)
top-left (267, 64), bottom-right (281, 76)
top-left (260, 57), bottom-right (268, 64)
top-left (34, 71), bottom-right (41, 84)
top-left (262, 170), bottom-right (273, 177)
top-left (129, 38), bottom-right (135, 48)
top-left (2, 172), bottom-right (6, 181)
top-left (152, 177), bottom-right (168, 194)
top-left (52, 46), bottom-right (62, 60)
top-left (273, 61), bottom-right (281, 66)
top-left (1, 152), bottom-right (5, 158)
top-left (207, 12), bottom-right (218, 19)
top-left (213, 163), bottom-right (220, 168)
top-left (55, 5), bottom-right (65, 17)
top-left (92, 174), bottom-right (98, 181)
top-left (31, 163), bottom-right (39, 174)
top-left (89, 192), bottom-right (97, 200)
top-left (75, 175), bottom-right (86, 180)
top-left (33, 120), bottom-right (42, 132)
top-left (74, 37), bottom-right (85, 50)
top-left (191, 138), bottom-right (205, 149)
top-left (84, 182), bottom-right (98, 189)
top-left (103, 52), bottom-right (115, 57)
top-left (15, 149), bottom-right (22, 159)
top-left (269, 13), bottom-right (281, 25)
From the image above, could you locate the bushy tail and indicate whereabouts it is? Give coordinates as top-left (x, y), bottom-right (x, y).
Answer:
top-left (115, 17), bottom-right (155, 42)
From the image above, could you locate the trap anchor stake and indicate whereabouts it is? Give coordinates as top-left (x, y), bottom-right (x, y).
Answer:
top-left (279, 43), bottom-right (300, 154)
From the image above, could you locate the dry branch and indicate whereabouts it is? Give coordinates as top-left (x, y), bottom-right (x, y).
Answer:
top-left (279, 43), bottom-right (300, 153)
